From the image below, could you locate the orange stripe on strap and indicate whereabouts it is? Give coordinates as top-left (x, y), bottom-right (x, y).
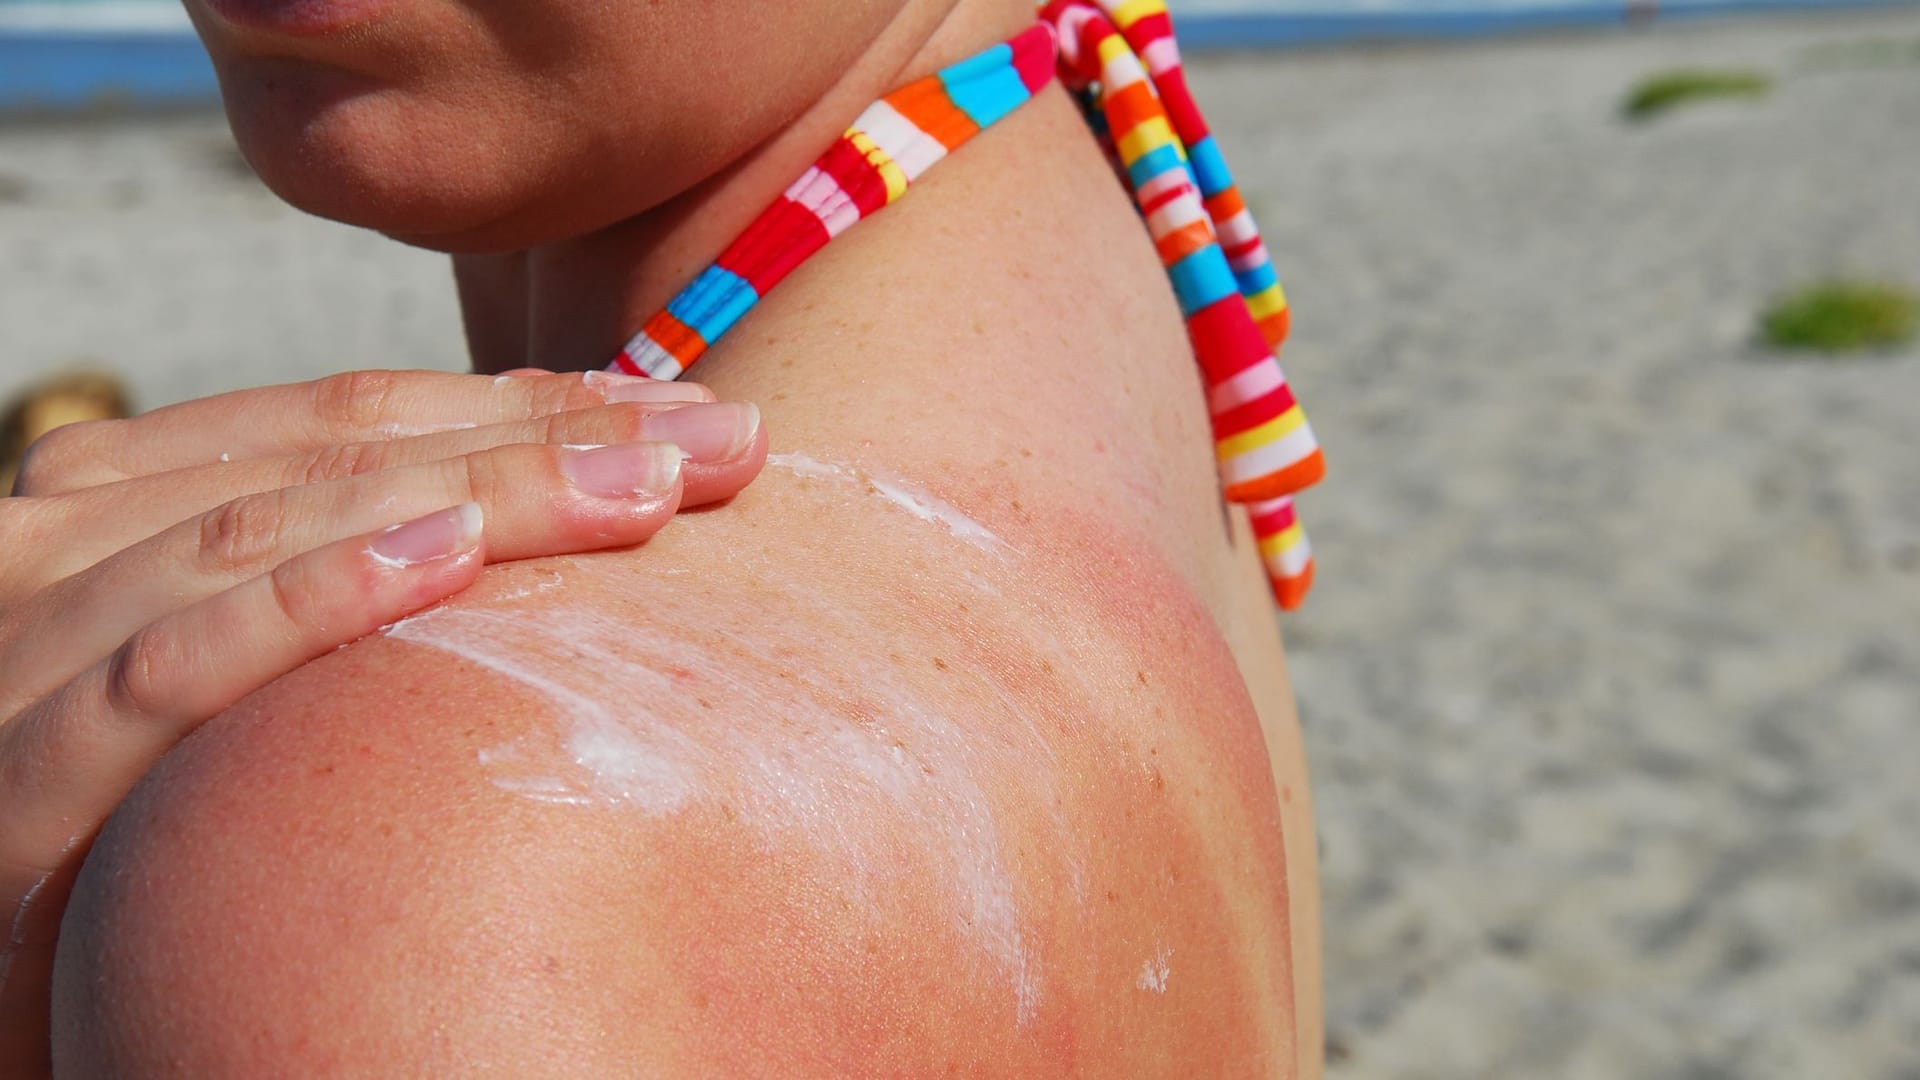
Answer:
top-left (1271, 559), bottom-right (1314, 610)
top-left (1155, 219), bottom-right (1216, 265)
top-left (1204, 186), bottom-right (1246, 223)
top-left (1103, 80), bottom-right (1163, 144)
top-left (1257, 309), bottom-right (1291, 349)
top-left (643, 310), bottom-right (707, 370)
top-left (1224, 447), bottom-right (1326, 503)
top-left (887, 78), bottom-right (981, 150)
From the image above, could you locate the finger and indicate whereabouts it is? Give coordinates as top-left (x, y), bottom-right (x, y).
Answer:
top-left (31, 401), bottom-right (760, 561)
top-left (0, 504), bottom-right (487, 1034)
top-left (15, 399), bottom-right (764, 588)
top-left (13, 369), bottom-right (716, 496)
top-left (0, 430), bottom-right (741, 709)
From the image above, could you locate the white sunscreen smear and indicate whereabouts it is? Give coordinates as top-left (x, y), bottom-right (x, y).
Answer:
top-left (766, 452), bottom-right (1009, 553)
top-left (384, 595), bottom-right (1057, 1024)
top-left (1137, 944), bottom-right (1173, 994)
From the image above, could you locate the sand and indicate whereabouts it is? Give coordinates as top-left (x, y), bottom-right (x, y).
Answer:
top-left (1188, 11), bottom-right (1920, 1078)
top-left (4, 8), bottom-right (1919, 1077)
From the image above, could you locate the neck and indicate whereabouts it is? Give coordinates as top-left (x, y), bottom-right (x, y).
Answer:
top-left (453, 0), bottom-right (1036, 375)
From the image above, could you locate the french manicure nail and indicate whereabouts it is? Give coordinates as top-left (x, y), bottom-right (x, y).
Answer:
top-left (562, 442), bottom-right (683, 498)
top-left (582, 370), bottom-right (713, 404)
top-left (368, 503), bottom-right (482, 568)
top-left (641, 402), bottom-right (760, 462)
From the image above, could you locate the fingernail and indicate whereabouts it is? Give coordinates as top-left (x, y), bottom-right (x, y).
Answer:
top-left (368, 503), bottom-right (482, 568)
top-left (562, 442), bottom-right (683, 498)
top-left (582, 370), bottom-right (714, 404)
top-left (641, 402), bottom-right (760, 462)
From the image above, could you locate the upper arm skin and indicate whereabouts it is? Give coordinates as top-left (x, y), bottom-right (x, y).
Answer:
top-left (51, 482), bottom-right (1297, 1076)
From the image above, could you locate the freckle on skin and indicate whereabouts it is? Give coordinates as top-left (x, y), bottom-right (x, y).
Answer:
top-left (933, 657), bottom-right (949, 671)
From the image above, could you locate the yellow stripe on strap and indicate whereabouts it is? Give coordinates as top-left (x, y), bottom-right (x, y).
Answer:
top-left (1218, 405), bottom-right (1307, 460)
top-left (1257, 522), bottom-right (1305, 560)
top-left (1096, 32), bottom-right (1141, 72)
top-left (1112, 0), bottom-right (1170, 28)
top-left (1246, 283), bottom-right (1288, 321)
top-left (1116, 116), bottom-right (1180, 168)
top-left (847, 129), bottom-right (908, 204)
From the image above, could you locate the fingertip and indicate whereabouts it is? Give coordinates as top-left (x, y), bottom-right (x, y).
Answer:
top-left (676, 414), bottom-right (769, 508)
top-left (453, 501), bottom-right (485, 545)
top-left (367, 503), bottom-right (485, 570)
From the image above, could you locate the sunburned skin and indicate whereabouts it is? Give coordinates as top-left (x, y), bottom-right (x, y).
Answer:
top-left (386, 454), bottom-right (1047, 1022)
top-left (391, 601), bottom-right (1058, 1024)
top-left (255, 453), bottom-right (1290, 1071)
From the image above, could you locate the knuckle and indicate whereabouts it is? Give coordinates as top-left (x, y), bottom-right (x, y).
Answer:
top-left (103, 627), bottom-right (172, 721)
top-left (292, 440), bottom-right (381, 487)
top-left (265, 551), bottom-right (328, 634)
top-left (197, 491), bottom-right (289, 576)
top-left (311, 370), bottom-right (401, 432)
top-left (457, 447), bottom-right (505, 507)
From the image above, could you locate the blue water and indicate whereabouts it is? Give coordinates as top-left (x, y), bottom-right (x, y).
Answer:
top-left (3, 0), bottom-right (1917, 109)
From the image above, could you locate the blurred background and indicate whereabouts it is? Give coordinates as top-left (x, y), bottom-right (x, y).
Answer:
top-left (4, 1), bottom-right (1918, 1075)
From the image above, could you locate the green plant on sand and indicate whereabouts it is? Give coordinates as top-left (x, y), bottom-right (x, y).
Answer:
top-left (1622, 69), bottom-right (1771, 120)
top-left (1760, 281), bottom-right (1919, 355)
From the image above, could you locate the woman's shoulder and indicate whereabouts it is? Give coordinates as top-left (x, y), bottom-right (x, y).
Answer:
top-left (55, 469), bottom-right (1298, 1072)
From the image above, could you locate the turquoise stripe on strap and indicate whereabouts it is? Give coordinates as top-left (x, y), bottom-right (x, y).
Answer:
top-left (668, 265), bottom-right (760, 344)
top-left (941, 43), bottom-right (1029, 127)
top-left (1167, 247), bottom-right (1239, 315)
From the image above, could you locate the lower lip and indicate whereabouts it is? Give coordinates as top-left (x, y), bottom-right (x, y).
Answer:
top-left (200, 0), bottom-right (394, 36)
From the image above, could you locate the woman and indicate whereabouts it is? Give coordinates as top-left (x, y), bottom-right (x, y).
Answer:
top-left (5, 0), bottom-right (1322, 1073)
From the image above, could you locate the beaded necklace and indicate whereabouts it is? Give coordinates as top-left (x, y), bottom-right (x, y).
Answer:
top-left (605, 4), bottom-right (1324, 609)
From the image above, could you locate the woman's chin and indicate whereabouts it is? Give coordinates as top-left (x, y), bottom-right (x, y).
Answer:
top-left (219, 73), bottom-right (533, 251)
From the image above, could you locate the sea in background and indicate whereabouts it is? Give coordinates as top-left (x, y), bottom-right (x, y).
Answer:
top-left (4, 0), bottom-right (1920, 108)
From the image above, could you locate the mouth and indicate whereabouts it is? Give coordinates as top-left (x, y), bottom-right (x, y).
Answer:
top-left (196, 0), bottom-right (397, 37)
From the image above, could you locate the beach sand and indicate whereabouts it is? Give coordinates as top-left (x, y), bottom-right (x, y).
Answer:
top-left (5, 8), bottom-right (1919, 1076)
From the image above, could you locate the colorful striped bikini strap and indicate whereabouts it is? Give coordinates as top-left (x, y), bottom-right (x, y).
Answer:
top-left (1042, 0), bottom-right (1323, 608)
top-left (605, 15), bottom-right (1324, 610)
top-left (608, 24), bottom-right (1057, 380)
